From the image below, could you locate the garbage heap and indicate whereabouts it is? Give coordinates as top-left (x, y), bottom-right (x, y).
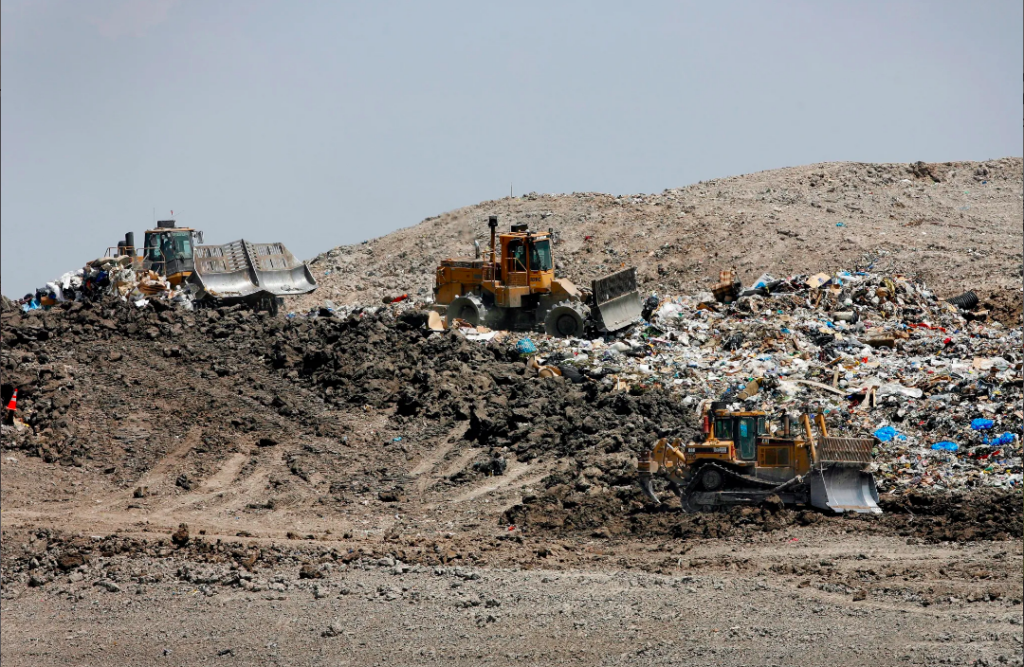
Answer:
top-left (500, 270), bottom-right (1023, 495)
top-left (14, 258), bottom-right (192, 312)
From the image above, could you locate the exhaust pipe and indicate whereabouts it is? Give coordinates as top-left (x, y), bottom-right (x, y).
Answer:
top-left (488, 215), bottom-right (498, 273)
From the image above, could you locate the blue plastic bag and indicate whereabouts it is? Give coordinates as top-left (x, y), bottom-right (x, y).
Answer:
top-left (873, 425), bottom-right (902, 443)
top-left (516, 338), bottom-right (537, 355)
top-left (986, 432), bottom-right (1015, 446)
top-left (970, 418), bottom-right (994, 431)
top-left (931, 441), bottom-right (958, 452)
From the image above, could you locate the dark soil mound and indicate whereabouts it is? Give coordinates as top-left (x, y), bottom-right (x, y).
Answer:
top-left (877, 489), bottom-right (1022, 542)
top-left (1, 299), bottom-right (695, 492)
top-left (504, 486), bottom-right (1022, 543)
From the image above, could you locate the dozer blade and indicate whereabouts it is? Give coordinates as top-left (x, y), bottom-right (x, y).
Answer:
top-left (191, 239), bottom-right (317, 303)
top-left (591, 267), bottom-right (642, 332)
top-left (638, 473), bottom-right (661, 504)
top-left (809, 465), bottom-right (881, 514)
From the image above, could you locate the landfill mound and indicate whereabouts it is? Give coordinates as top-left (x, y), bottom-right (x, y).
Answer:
top-left (3, 163), bottom-right (1022, 667)
top-left (297, 158), bottom-right (1023, 314)
top-left (0, 298), bottom-right (695, 505)
top-left (2, 257), bottom-right (1023, 667)
top-left (3, 259), bottom-right (1020, 514)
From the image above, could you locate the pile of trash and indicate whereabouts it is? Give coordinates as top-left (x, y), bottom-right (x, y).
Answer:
top-left (4, 255), bottom-right (1020, 499)
top-left (495, 269), bottom-right (1022, 494)
top-left (273, 266), bottom-right (1021, 494)
top-left (14, 256), bottom-right (193, 312)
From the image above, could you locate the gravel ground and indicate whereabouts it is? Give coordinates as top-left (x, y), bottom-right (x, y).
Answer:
top-left (1, 530), bottom-right (1021, 667)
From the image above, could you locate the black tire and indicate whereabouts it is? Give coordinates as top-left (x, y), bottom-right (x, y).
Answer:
top-left (447, 295), bottom-right (487, 328)
top-left (544, 302), bottom-right (587, 338)
top-left (554, 313), bottom-right (578, 336)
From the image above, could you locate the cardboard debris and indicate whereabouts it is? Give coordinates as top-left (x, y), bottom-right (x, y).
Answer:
top-left (427, 310), bottom-right (446, 331)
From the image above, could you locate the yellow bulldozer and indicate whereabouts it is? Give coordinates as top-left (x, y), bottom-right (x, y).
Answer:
top-left (108, 220), bottom-right (317, 309)
top-left (434, 216), bottom-right (642, 337)
top-left (637, 402), bottom-right (881, 514)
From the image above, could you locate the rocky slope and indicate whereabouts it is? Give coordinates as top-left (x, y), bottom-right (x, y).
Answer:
top-left (298, 158), bottom-right (1023, 312)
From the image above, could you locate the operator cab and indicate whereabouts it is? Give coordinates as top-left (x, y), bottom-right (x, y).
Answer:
top-left (141, 220), bottom-right (201, 284)
top-left (497, 225), bottom-right (554, 287)
top-left (710, 410), bottom-right (768, 461)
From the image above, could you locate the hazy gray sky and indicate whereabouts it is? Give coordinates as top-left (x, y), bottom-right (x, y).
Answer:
top-left (2, 0), bottom-right (1022, 297)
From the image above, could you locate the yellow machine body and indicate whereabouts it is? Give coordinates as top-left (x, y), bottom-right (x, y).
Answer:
top-left (637, 405), bottom-right (881, 514)
top-left (639, 410), bottom-right (817, 482)
top-left (107, 220), bottom-right (317, 307)
top-left (434, 216), bottom-right (641, 336)
top-left (435, 227), bottom-right (578, 308)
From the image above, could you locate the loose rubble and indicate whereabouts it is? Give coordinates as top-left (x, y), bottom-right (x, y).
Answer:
top-left (4, 256), bottom-right (1020, 511)
top-left (13, 257), bottom-right (193, 314)
top-left (516, 268), bottom-right (1022, 495)
top-left (296, 158), bottom-right (1024, 312)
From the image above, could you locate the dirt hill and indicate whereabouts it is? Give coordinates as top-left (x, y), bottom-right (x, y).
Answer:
top-left (297, 157), bottom-right (1023, 312)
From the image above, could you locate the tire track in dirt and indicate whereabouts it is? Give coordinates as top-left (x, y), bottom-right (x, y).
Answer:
top-left (447, 462), bottom-right (550, 504)
top-left (409, 423), bottom-right (467, 490)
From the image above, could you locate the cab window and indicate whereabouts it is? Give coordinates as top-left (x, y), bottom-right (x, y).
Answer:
top-left (714, 418), bottom-right (733, 440)
top-left (529, 239), bottom-right (553, 271)
top-left (507, 240), bottom-right (527, 271)
top-left (145, 232), bottom-right (163, 261)
top-left (169, 232), bottom-right (192, 258)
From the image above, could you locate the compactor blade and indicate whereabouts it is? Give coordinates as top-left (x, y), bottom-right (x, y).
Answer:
top-left (809, 466), bottom-right (881, 514)
top-left (192, 239), bottom-right (317, 303)
top-left (591, 267), bottom-right (642, 332)
top-left (810, 436), bottom-right (881, 514)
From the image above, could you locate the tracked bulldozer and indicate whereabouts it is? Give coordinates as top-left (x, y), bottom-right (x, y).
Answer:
top-left (433, 216), bottom-right (642, 337)
top-left (109, 220), bottom-right (317, 310)
top-left (637, 403), bottom-right (881, 514)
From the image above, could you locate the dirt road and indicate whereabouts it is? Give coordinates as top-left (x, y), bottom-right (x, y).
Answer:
top-left (2, 448), bottom-right (1022, 666)
top-left (2, 526), bottom-right (1020, 666)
